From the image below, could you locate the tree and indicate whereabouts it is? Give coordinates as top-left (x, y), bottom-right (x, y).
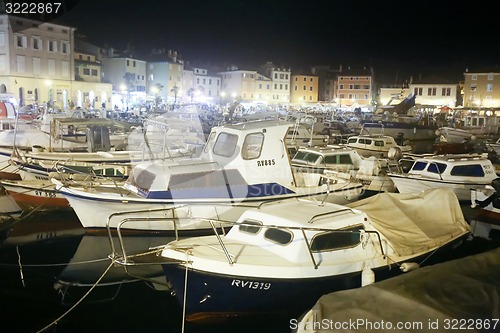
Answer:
top-left (187, 88), bottom-right (195, 103)
top-left (171, 85), bottom-right (179, 106)
top-left (122, 72), bottom-right (136, 110)
top-left (151, 83), bottom-right (164, 108)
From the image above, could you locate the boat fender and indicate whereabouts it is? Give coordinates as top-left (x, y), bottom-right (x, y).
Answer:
top-left (361, 265), bottom-right (375, 286)
top-left (400, 262), bottom-right (420, 273)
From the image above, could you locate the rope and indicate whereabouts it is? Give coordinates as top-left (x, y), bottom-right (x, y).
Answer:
top-left (35, 260), bottom-right (114, 333)
top-left (16, 246), bottom-right (25, 287)
top-left (181, 252), bottom-right (189, 333)
top-left (0, 257), bottom-right (109, 268)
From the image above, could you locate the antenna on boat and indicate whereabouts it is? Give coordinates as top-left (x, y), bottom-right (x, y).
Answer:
top-left (11, 102), bottom-right (21, 159)
top-left (320, 177), bottom-right (331, 206)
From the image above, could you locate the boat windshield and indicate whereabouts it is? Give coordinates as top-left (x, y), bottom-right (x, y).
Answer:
top-left (450, 164), bottom-right (486, 177)
top-left (427, 162), bottom-right (447, 174)
top-left (242, 132), bottom-right (264, 160)
top-left (292, 151), bottom-right (321, 165)
top-left (213, 132), bottom-right (238, 157)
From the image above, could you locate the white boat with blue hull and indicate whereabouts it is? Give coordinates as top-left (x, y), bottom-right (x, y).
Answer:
top-left (156, 189), bottom-right (470, 322)
top-left (54, 120), bottom-right (364, 233)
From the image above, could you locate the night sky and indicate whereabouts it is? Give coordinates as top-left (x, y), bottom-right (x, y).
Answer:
top-left (53, 0), bottom-right (500, 84)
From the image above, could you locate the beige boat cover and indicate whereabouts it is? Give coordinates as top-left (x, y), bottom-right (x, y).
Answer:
top-left (295, 246), bottom-right (500, 333)
top-left (347, 188), bottom-right (470, 256)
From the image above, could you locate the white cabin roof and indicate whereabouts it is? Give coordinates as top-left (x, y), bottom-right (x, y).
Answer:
top-left (237, 198), bottom-right (367, 229)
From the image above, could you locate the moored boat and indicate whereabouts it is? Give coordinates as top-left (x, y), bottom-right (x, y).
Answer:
top-left (388, 153), bottom-right (498, 202)
top-left (54, 119), bottom-right (364, 233)
top-left (152, 188), bottom-right (470, 322)
top-left (470, 178), bottom-right (500, 239)
top-left (291, 145), bottom-right (397, 194)
top-left (345, 130), bottom-right (412, 158)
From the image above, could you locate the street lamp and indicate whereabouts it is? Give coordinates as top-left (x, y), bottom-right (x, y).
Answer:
top-left (120, 84), bottom-right (128, 111)
top-left (151, 86), bottom-right (159, 109)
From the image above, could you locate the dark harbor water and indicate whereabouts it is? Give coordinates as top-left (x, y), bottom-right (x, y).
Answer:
top-left (0, 207), bottom-right (499, 333)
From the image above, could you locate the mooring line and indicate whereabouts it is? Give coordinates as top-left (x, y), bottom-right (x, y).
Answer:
top-left (35, 261), bottom-right (114, 333)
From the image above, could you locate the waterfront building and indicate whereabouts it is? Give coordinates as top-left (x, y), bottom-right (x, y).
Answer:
top-left (463, 68), bottom-right (500, 108)
top-left (335, 67), bottom-right (374, 111)
top-left (259, 62), bottom-right (291, 105)
top-left (290, 72), bottom-right (319, 106)
top-left (0, 14), bottom-right (74, 109)
top-left (101, 51), bottom-right (147, 110)
top-left (146, 50), bottom-right (184, 106)
top-left (182, 66), bottom-right (221, 104)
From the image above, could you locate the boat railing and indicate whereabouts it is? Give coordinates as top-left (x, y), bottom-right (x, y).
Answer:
top-left (108, 212), bottom-right (387, 273)
top-left (386, 157), bottom-right (416, 174)
top-left (107, 203), bottom-right (244, 263)
top-left (360, 122), bottom-right (385, 136)
top-left (173, 217), bottom-right (387, 269)
top-left (307, 208), bottom-right (356, 224)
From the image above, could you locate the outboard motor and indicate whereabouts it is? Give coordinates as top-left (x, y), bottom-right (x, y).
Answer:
top-left (388, 147), bottom-right (403, 161)
top-left (492, 178), bottom-right (500, 209)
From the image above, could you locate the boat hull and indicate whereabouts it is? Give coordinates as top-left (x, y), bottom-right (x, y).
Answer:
top-left (362, 122), bottom-right (437, 141)
top-left (60, 183), bottom-right (363, 233)
top-left (161, 239), bottom-right (465, 322)
top-left (2, 181), bottom-right (70, 211)
top-left (389, 175), bottom-right (490, 202)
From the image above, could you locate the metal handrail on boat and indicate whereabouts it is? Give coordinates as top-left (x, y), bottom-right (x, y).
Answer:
top-left (307, 208), bottom-right (356, 224)
top-left (192, 218), bottom-right (388, 268)
top-left (106, 204), bottom-right (190, 254)
top-left (359, 122), bottom-right (385, 136)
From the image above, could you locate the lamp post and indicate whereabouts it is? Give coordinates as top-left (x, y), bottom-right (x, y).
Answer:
top-left (150, 86), bottom-right (159, 109)
top-left (120, 84), bottom-right (128, 111)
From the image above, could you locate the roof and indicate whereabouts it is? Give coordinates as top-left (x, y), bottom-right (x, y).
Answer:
top-left (240, 198), bottom-right (365, 229)
top-left (420, 154), bottom-right (489, 163)
top-left (221, 119), bottom-right (292, 131)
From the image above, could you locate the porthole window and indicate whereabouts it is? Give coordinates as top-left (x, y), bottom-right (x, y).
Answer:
top-left (264, 227), bottom-right (293, 245)
top-left (310, 225), bottom-right (363, 252)
top-left (238, 219), bottom-right (262, 234)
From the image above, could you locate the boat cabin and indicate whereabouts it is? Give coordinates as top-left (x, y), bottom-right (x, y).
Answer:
top-left (403, 154), bottom-right (498, 182)
top-left (346, 134), bottom-right (412, 158)
top-left (225, 199), bottom-right (369, 262)
top-left (291, 146), bottom-right (363, 172)
top-left (125, 120), bottom-right (301, 199)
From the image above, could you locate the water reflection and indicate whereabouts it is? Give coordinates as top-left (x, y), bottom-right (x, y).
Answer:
top-left (0, 211), bottom-right (289, 333)
top-left (1, 206), bottom-right (497, 333)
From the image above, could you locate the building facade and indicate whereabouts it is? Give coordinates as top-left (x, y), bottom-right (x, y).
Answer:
top-left (335, 68), bottom-right (373, 111)
top-left (101, 55), bottom-right (147, 109)
top-left (463, 69), bottom-right (500, 108)
top-left (259, 62), bottom-right (291, 105)
top-left (290, 73), bottom-right (319, 105)
top-left (0, 14), bottom-right (75, 109)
